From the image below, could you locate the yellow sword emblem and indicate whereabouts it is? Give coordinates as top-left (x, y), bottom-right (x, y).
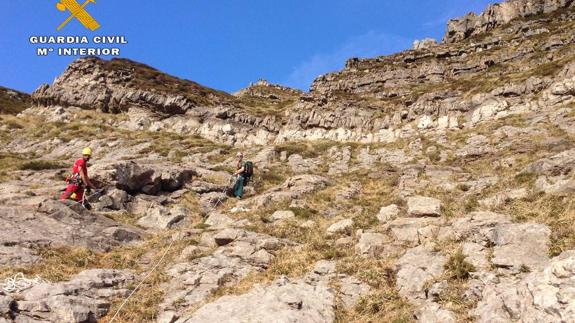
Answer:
top-left (56, 0), bottom-right (100, 31)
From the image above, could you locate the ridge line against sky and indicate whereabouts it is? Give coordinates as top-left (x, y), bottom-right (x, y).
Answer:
top-left (0, 1), bottom-right (496, 94)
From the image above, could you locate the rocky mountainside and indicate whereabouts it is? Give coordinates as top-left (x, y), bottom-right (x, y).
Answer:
top-left (29, 0), bottom-right (575, 147)
top-left (1, 0), bottom-right (575, 322)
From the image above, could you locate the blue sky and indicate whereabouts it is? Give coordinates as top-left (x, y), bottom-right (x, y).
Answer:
top-left (0, 0), bottom-right (495, 94)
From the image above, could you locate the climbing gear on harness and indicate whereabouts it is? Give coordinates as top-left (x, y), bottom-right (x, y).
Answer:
top-left (65, 172), bottom-right (83, 186)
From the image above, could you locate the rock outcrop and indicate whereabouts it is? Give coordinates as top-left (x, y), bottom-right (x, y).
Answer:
top-left (444, 0), bottom-right (575, 43)
top-left (0, 200), bottom-right (141, 266)
top-left (31, 57), bottom-right (233, 115)
top-left (5, 269), bottom-right (134, 322)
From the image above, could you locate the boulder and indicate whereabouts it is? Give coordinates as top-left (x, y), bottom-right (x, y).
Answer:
top-left (199, 192), bottom-right (228, 211)
top-left (271, 210), bottom-right (295, 222)
top-left (326, 219), bottom-right (353, 235)
top-left (115, 161), bottom-right (158, 193)
top-left (479, 188), bottom-right (528, 208)
top-left (407, 196), bottom-right (441, 217)
top-left (11, 269), bottom-right (134, 323)
top-left (491, 223), bottom-right (550, 271)
top-left (249, 175), bottom-right (330, 208)
top-left (287, 154), bottom-right (318, 174)
top-left (534, 175), bottom-right (575, 195)
top-left (107, 188), bottom-right (129, 210)
top-left (328, 146), bottom-right (352, 175)
top-left (137, 205), bottom-right (188, 230)
top-left (252, 147), bottom-right (278, 168)
top-left (377, 204), bottom-right (400, 223)
top-left (525, 149), bottom-right (575, 176)
top-left (114, 161), bottom-right (195, 194)
top-left (335, 182), bottom-right (361, 202)
top-left (214, 229), bottom-right (246, 246)
top-left (388, 217), bottom-right (442, 245)
top-left (339, 276), bottom-right (371, 308)
top-left (396, 245), bottom-right (447, 301)
top-left (356, 232), bottom-right (388, 258)
top-left (416, 302), bottom-right (456, 323)
top-left (205, 212), bottom-right (234, 228)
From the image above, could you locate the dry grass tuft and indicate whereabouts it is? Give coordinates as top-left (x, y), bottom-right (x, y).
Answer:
top-left (337, 258), bottom-right (414, 323)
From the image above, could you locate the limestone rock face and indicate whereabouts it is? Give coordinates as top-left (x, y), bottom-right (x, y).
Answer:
top-left (356, 232), bottom-right (389, 258)
top-left (377, 204), bottom-right (400, 223)
top-left (159, 230), bottom-right (294, 316)
top-left (0, 199), bottom-right (141, 266)
top-left (176, 262), bottom-right (339, 323)
top-left (271, 210), bottom-right (296, 222)
top-left (413, 38), bottom-right (438, 50)
top-left (490, 223), bottom-right (551, 271)
top-left (137, 205), bottom-right (188, 230)
top-left (473, 250), bottom-right (575, 322)
top-left (7, 269), bottom-right (134, 323)
top-left (178, 277), bottom-right (335, 323)
top-left (444, 0), bottom-right (575, 43)
top-left (31, 57), bottom-right (233, 115)
top-left (396, 245), bottom-right (447, 301)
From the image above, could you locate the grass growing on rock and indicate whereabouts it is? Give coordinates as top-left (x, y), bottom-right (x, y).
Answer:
top-left (499, 193), bottom-right (575, 256)
top-left (445, 248), bottom-right (475, 281)
top-left (0, 229), bottom-right (200, 323)
top-left (337, 258), bottom-right (414, 323)
top-left (422, 245), bottom-right (478, 322)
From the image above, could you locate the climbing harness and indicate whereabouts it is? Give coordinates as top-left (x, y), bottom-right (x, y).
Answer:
top-left (2, 273), bottom-right (50, 294)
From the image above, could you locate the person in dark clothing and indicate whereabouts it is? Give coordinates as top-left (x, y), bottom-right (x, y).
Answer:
top-left (232, 151), bottom-right (246, 199)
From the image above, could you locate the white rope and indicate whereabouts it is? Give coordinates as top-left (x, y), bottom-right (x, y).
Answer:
top-left (109, 236), bottom-right (176, 322)
top-left (209, 176), bottom-right (235, 208)
top-left (2, 273), bottom-right (49, 294)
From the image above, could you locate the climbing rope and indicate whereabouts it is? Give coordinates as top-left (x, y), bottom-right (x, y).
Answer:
top-left (109, 235), bottom-right (176, 323)
top-left (210, 176), bottom-right (236, 208)
top-left (2, 273), bottom-right (49, 294)
top-left (111, 175), bottom-right (234, 321)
